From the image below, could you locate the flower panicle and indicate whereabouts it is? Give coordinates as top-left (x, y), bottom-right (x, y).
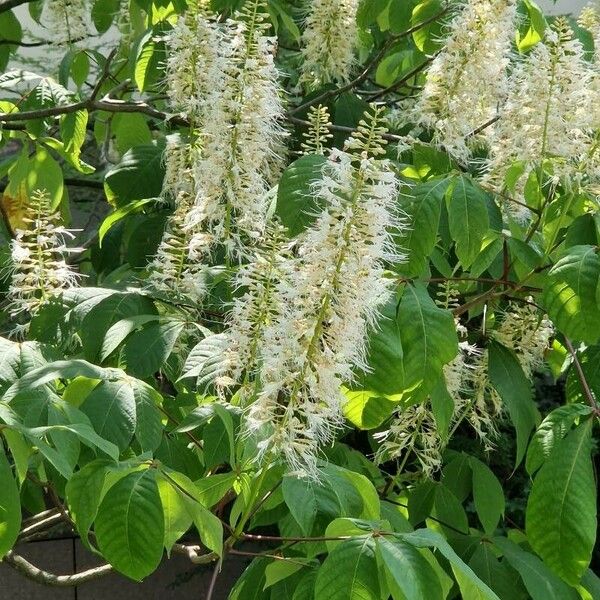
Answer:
top-left (6, 189), bottom-right (80, 330)
top-left (301, 104), bottom-right (333, 155)
top-left (415, 0), bottom-right (517, 161)
top-left (484, 19), bottom-right (595, 219)
top-left (299, 0), bottom-right (360, 89)
top-left (242, 108), bottom-right (403, 477)
top-left (45, 0), bottom-right (89, 43)
top-left (184, 0), bottom-right (286, 257)
top-left (492, 301), bottom-right (553, 378)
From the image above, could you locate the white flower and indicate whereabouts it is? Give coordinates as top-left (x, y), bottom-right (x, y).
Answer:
top-left (492, 301), bottom-right (553, 378)
top-left (44, 0), bottom-right (89, 43)
top-left (5, 190), bottom-right (80, 330)
top-left (244, 109), bottom-right (403, 476)
top-left (415, 0), bottom-right (517, 161)
top-left (299, 0), bottom-right (359, 89)
top-left (147, 136), bottom-right (209, 304)
top-left (375, 404), bottom-right (443, 477)
top-left (485, 21), bottom-right (596, 215)
top-left (188, 0), bottom-right (287, 256)
top-left (165, 9), bottom-right (223, 121)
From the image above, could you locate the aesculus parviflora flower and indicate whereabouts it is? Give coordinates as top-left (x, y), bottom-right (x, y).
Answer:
top-left (188, 0), bottom-right (287, 258)
top-left (44, 0), bottom-right (89, 43)
top-left (416, 0), bottom-right (517, 161)
top-left (6, 189), bottom-right (80, 335)
top-left (299, 0), bottom-right (359, 89)
top-left (243, 107), bottom-right (402, 477)
top-left (485, 20), bottom-right (595, 220)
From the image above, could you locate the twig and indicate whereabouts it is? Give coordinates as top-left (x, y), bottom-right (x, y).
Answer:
top-left (0, 96), bottom-right (188, 127)
top-left (2, 551), bottom-right (113, 587)
top-left (367, 54), bottom-right (439, 102)
top-left (564, 337), bottom-right (598, 410)
top-left (18, 513), bottom-right (64, 540)
top-left (206, 558), bottom-right (222, 600)
top-left (172, 544), bottom-right (218, 565)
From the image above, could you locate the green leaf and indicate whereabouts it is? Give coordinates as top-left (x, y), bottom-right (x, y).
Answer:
top-left (526, 404), bottom-right (593, 475)
top-left (469, 457), bottom-right (504, 534)
top-left (66, 459), bottom-right (110, 546)
top-left (494, 538), bottom-right (579, 600)
top-left (516, 0), bottom-right (546, 52)
top-left (314, 537), bottom-right (380, 600)
top-left (378, 536), bottom-right (444, 600)
top-left (229, 558), bottom-right (269, 600)
top-left (80, 379), bottom-right (136, 452)
top-left (407, 480), bottom-right (436, 527)
top-left (487, 342), bottom-right (539, 466)
top-left (98, 198), bottom-right (156, 246)
top-left (402, 529), bottom-right (500, 600)
top-left (354, 300), bottom-right (404, 396)
top-left (134, 28), bottom-right (167, 92)
top-left (3, 359), bottom-right (111, 402)
top-left (542, 245), bottom-right (600, 345)
top-left (60, 109), bottom-right (88, 160)
top-left (104, 144), bottom-right (165, 207)
top-left (412, 0), bottom-right (444, 54)
top-left (396, 283), bottom-right (458, 396)
top-left (157, 475), bottom-right (192, 553)
top-left (343, 389), bottom-right (397, 430)
top-left (432, 483), bottom-right (468, 535)
top-left (447, 176), bottom-right (490, 269)
top-left (276, 155), bottom-right (327, 236)
top-left (80, 292), bottom-right (157, 362)
top-left (357, 0), bottom-right (388, 27)
top-left (194, 472), bottom-right (237, 508)
top-left (397, 178), bottom-right (449, 277)
top-left (0, 445), bottom-right (21, 559)
top-left (166, 471), bottom-right (223, 557)
top-left (526, 419), bottom-right (596, 585)
top-left (121, 320), bottom-right (184, 378)
top-left (282, 475), bottom-right (318, 535)
top-left (92, 0), bottom-right (121, 33)
top-left (24, 148), bottom-right (64, 210)
top-left (264, 560), bottom-right (309, 590)
top-left (468, 543), bottom-right (527, 600)
top-left (95, 469), bottom-right (164, 581)
top-left (131, 380), bottom-right (163, 452)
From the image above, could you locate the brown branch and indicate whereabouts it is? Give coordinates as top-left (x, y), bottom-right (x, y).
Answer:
top-left (2, 551), bottom-right (113, 587)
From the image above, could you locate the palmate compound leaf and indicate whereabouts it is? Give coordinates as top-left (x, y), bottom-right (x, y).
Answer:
top-left (95, 468), bottom-right (164, 581)
top-left (525, 419), bottom-right (597, 586)
top-left (354, 285), bottom-right (457, 399)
